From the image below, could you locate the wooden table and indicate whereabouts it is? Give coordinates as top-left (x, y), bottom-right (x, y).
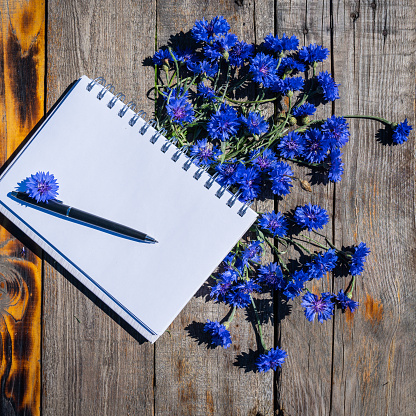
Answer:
top-left (0, 1), bottom-right (414, 415)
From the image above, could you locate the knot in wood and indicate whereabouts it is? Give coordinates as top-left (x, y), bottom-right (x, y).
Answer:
top-left (382, 28), bottom-right (388, 36)
top-left (350, 11), bottom-right (359, 20)
top-left (303, 27), bottom-right (309, 35)
top-left (370, 2), bottom-right (377, 9)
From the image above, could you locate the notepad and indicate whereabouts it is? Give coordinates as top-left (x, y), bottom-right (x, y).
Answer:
top-left (0, 76), bottom-right (257, 342)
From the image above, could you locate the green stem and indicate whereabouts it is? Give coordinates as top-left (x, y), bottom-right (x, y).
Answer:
top-left (309, 230), bottom-right (352, 261)
top-left (229, 72), bottom-right (251, 91)
top-left (295, 234), bottom-right (331, 251)
top-left (275, 95), bottom-right (292, 136)
top-left (224, 306), bottom-right (237, 329)
top-left (285, 157), bottom-right (323, 169)
top-left (264, 237), bottom-right (286, 254)
top-left (277, 254), bottom-right (290, 273)
top-left (169, 47), bottom-right (180, 71)
top-left (221, 64), bottom-right (232, 101)
top-left (343, 114), bottom-right (393, 126)
top-left (182, 75), bottom-right (198, 95)
top-left (250, 295), bottom-right (268, 351)
top-left (223, 96), bottom-right (279, 105)
top-left (346, 275), bottom-right (356, 298)
top-left (213, 62), bottom-right (222, 91)
top-left (282, 236), bottom-right (311, 254)
top-left (309, 230), bottom-right (339, 251)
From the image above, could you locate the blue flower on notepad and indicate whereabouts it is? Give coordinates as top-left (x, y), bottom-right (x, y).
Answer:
top-left (25, 171), bottom-right (59, 203)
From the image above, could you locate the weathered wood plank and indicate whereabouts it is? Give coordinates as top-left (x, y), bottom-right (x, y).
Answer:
top-left (274, 2), bottom-right (335, 415)
top-left (43, 1), bottom-right (156, 414)
top-left (331, 1), bottom-right (416, 415)
top-left (0, 1), bottom-right (45, 414)
top-left (154, 2), bottom-right (275, 415)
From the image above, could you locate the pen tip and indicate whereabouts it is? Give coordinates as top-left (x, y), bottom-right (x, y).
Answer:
top-left (145, 236), bottom-right (158, 244)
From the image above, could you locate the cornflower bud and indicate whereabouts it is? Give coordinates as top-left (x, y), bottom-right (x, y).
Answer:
top-left (288, 116), bottom-right (297, 126)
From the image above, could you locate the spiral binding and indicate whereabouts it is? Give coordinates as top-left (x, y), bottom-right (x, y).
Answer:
top-left (86, 77), bottom-right (250, 216)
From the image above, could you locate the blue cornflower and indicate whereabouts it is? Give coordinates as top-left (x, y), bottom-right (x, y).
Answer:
top-left (222, 252), bottom-right (236, 269)
top-left (161, 86), bottom-right (185, 101)
top-left (236, 166), bottom-right (262, 201)
top-left (197, 82), bottom-right (217, 102)
top-left (277, 57), bottom-right (306, 76)
top-left (250, 148), bottom-right (277, 172)
top-left (204, 320), bottom-right (232, 348)
top-left (277, 131), bottom-right (305, 159)
top-left (241, 112), bottom-right (269, 136)
top-left (226, 281), bottom-right (261, 309)
top-left (302, 128), bottom-right (331, 163)
top-left (264, 33), bottom-right (299, 54)
top-left (336, 290), bottom-right (359, 313)
top-left (306, 249), bottom-right (338, 280)
top-left (317, 71), bottom-right (340, 101)
top-left (189, 139), bottom-right (220, 166)
top-left (222, 253), bottom-right (245, 275)
top-left (269, 161), bottom-right (294, 196)
top-left (215, 159), bottom-right (241, 186)
top-left (258, 211), bottom-right (288, 237)
top-left (204, 33), bottom-right (238, 61)
top-left (322, 116), bottom-right (350, 149)
top-left (187, 60), bottom-right (219, 77)
top-left (350, 242), bottom-right (370, 276)
top-left (166, 95), bottom-right (195, 125)
top-left (301, 292), bottom-right (334, 323)
top-left (241, 240), bottom-right (263, 265)
top-left (295, 269), bottom-right (312, 284)
top-left (283, 270), bottom-right (309, 299)
top-left (207, 104), bottom-right (240, 141)
top-left (210, 269), bottom-right (239, 300)
top-left (243, 280), bottom-right (262, 293)
top-left (256, 347), bottom-right (287, 372)
top-left (25, 171), bottom-right (59, 203)
top-left (226, 288), bottom-right (251, 308)
top-left (192, 16), bottom-right (230, 43)
top-left (298, 44), bottom-right (329, 63)
top-left (229, 41), bottom-right (254, 67)
top-left (292, 103), bottom-right (316, 117)
top-left (233, 257), bottom-right (245, 274)
top-left (327, 149), bottom-right (344, 183)
top-left (257, 262), bottom-right (286, 291)
top-left (283, 280), bottom-right (301, 300)
top-left (174, 48), bottom-right (195, 63)
top-left (152, 48), bottom-right (175, 66)
top-left (271, 76), bottom-right (304, 95)
top-left (294, 203), bottom-right (329, 231)
top-left (392, 119), bottom-right (412, 144)
top-left (249, 53), bottom-right (279, 88)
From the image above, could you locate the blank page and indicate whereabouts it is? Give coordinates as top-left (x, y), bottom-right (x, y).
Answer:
top-left (0, 76), bottom-right (257, 342)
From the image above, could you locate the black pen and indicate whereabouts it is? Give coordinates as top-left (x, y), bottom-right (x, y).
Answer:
top-left (10, 191), bottom-right (158, 244)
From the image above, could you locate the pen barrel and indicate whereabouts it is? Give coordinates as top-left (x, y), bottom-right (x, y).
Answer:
top-left (12, 193), bottom-right (70, 216)
top-left (67, 207), bottom-right (148, 241)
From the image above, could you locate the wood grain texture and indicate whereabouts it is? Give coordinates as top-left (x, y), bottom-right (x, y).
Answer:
top-left (331, 1), bottom-right (416, 415)
top-left (13, 0), bottom-right (415, 414)
top-left (0, 1), bottom-right (44, 414)
top-left (43, 1), bottom-right (156, 415)
top-left (154, 2), bottom-right (275, 415)
top-left (274, 2), bottom-right (334, 415)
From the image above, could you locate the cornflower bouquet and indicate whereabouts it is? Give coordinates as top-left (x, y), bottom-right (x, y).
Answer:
top-left (152, 16), bottom-right (412, 373)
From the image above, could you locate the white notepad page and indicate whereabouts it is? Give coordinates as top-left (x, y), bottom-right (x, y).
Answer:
top-left (0, 76), bottom-right (257, 342)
